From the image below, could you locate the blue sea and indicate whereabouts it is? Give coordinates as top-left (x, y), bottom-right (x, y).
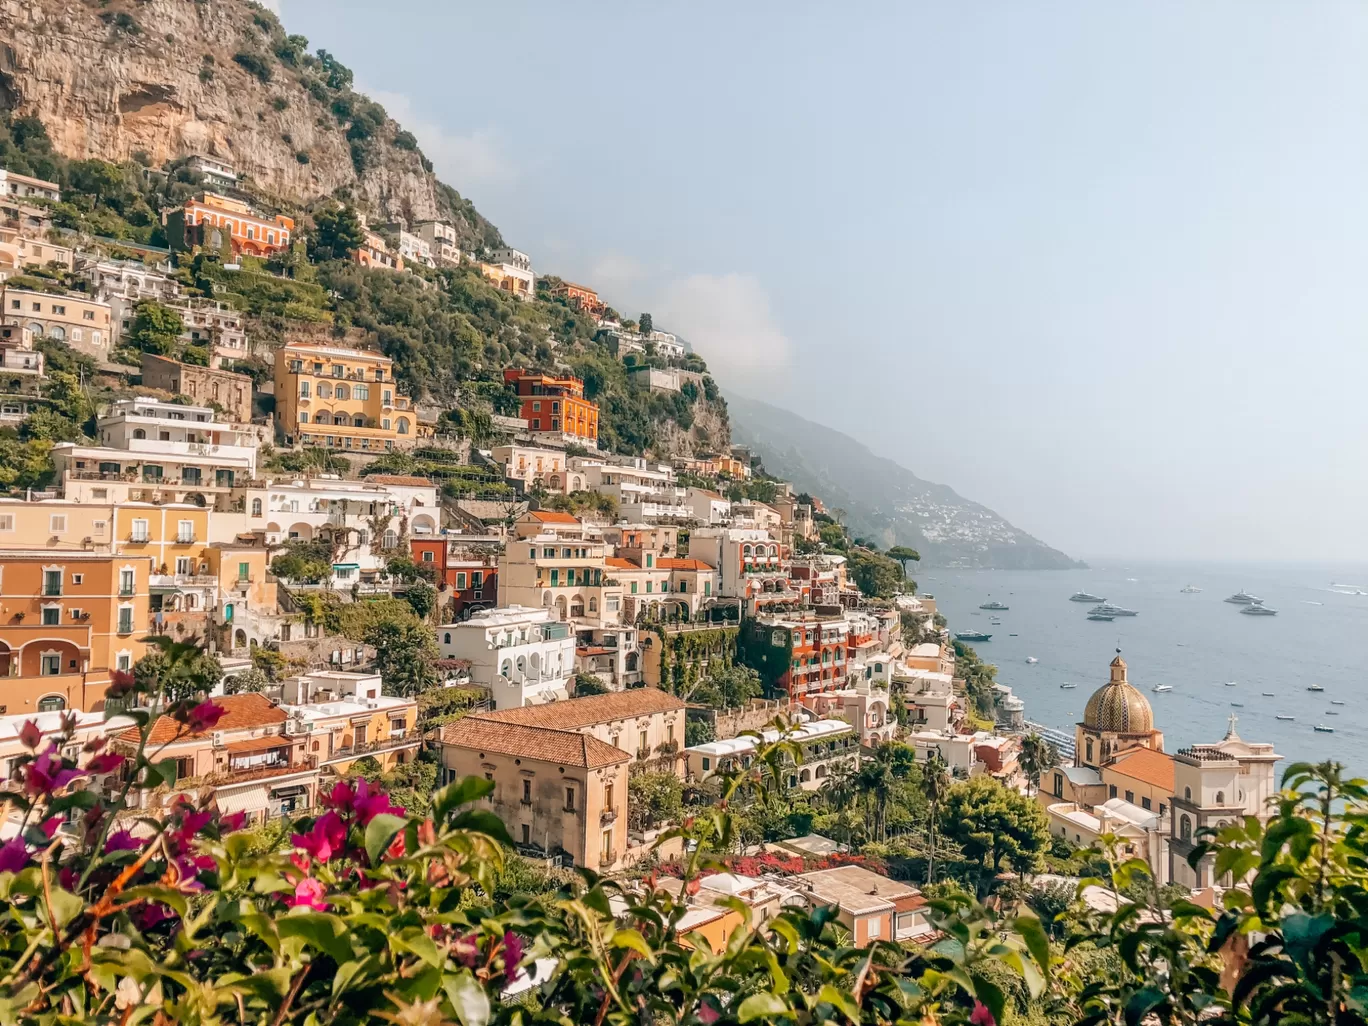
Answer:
top-left (923, 561), bottom-right (1368, 768)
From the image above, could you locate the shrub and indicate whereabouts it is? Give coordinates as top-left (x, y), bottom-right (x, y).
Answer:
top-left (232, 51), bottom-right (274, 83)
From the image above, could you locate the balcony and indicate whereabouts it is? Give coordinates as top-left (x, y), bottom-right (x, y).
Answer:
top-left (600, 808), bottom-right (618, 825)
top-left (318, 729), bottom-right (422, 765)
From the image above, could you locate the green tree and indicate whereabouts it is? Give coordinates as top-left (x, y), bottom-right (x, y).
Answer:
top-left (126, 300), bottom-right (184, 355)
top-left (922, 749), bottom-right (951, 885)
top-left (269, 543), bottom-right (332, 584)
top-left (886, 545), bottom-right (920, 577)
top-left (627, 771), bottom-right (682, 832)
top-left (366, 618), bottom-right (439, 696)
top-left (0, 436), bottom-right (54, 490)
top-left (941, 774), bottom-right (1050, 881)
top-left (847, 546), bottom-right (906, 599)
top-left (1018, 732), bottom-right (1059, 798)
top-left (311, 203), bottom-right (366, 259)
top-left (573, 673), bottom-right (611, 696)
top-left (402, 579), bottom-right (436, 621)
top-left (132, 643), bottom-right (223, 704)
top-left (854, 742), bottom-right (918, 841)
top-left (638, 312), bottom-right (653, 335)
top-left (688, 665), bottom-right (762, 709)
top-left (223, 666), bottom-right (270, 695)
top-left (685, 718), bottom-right (715, 747)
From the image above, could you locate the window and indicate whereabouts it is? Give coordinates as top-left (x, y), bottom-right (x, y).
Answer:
top-left (354, 384), bottom-right (369, 400)
top-left (383, 389), bottom-right (393, 405)
top-left (175, 557), bottom-right (192, 575)
top-left (1184, 786), bottom-right (1192, 801)
top-left (251, 498), bottom-right (262, 516)
top-left (333, 365), bottom-right (344, 378)
top-left (116, 652), bottom-right (131, 672)
top-left (867, 917), bottom-right (882, 939)
top-left (521, 824), bottom-right (531, 845)
top-left (638, 730), bottom-right (648, 757)
top-left (71, 574), bottom-right (83, 585)
top-left (131, 519), bottom-right (149, 543)
top-left (177, 520), bottom-right (195, 544)
top-left (1108, 784), bottom-right (1117, 799)
top-left (564, 786), bottom-right (576, 812)
top-left (455, 572), bottom-right (467, 590)
top-left (1180, 815), bottom-right (1192, 840)
top-left (1053, 773), bottom-right (1064, 798)
top-left (0, 514), bottom-right (12, 531)
top-left (299, 412), bottom-right (309, 424)
top-left (600, 828), bottom-right (613, 863)
top-left (382, 418), bottom-right (391, 431)
top-left (701, 757), bottom-right (711, 772)
top-left (1142, 796), bottom-right (1152, 810)
top-left (43, 569), bottom-right (61, 596)
top-left (238, 562), bottom-right (250, 582)
top-left (41, 606), bottom-right (60, 626)
top-left (471, 571), bottom-right (483, 587)
top-left (1124, 790), bottom-right (1134, 803)
top-left (317, 383), bottom-right (332, 399)
top-left (49, 514), bottom-right (66, 533)
top-left (299, 381), bottom-right (311, 398)
top-left (1085, 739), bottom-right (1093, 763)
top-left (40, 653), bottom-right (60, 676)
top-left (118, 606), bottom-right (133, 634)
top-left (119, 569), bottom-right (135, 596)
top-left (522, 779), bottom-right (531, 803)
top-left (83, 310), bottom-right (94, 321)
top-left (1216, 791), bottom-right (1225, 805)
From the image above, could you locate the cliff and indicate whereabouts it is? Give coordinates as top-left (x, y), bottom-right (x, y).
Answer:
top-left (0, 0), bottom-right (500, 247)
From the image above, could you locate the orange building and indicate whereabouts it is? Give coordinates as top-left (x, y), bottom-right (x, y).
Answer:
top-left (0, 550), bottom-right (153, 714)
top-left (503, 368), bottom-right (599, 444)
top-left (549, 282), bottom-right (606, 318)
top-left (174, 193), bottom-right (294, 257)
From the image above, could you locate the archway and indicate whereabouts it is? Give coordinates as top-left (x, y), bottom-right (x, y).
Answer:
top-left (234, 628), bottom-right (247, 649)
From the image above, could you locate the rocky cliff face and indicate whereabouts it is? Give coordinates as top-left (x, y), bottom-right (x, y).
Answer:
top-left (0, 0), bottom-right (499, 246)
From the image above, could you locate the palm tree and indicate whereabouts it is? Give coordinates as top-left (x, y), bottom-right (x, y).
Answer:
top-left (855, 743), bottom-right (916, 842)
top-left (921, 750), bottom-right (951, 886)
top-left (1019, 733), bottom-right (1059, 798)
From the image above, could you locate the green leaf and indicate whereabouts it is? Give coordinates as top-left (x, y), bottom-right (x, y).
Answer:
top-left (332, 960), bottom-right (366, 1000)
top-left (816, 984), bottom-right (861, 1022)
top-left (43, 886), bottom-right (85, 930)
top-left (969, 973), bottom-right (1005, 1026)
top-left (364, 812), bottom-right (408, 865)
top-left (1283, 912), bottom-right (1334, 968)
top-left (432, 777), bottom-right (494, 824)
top-left (610, 928), bottom-right (655, 961)
top-left (120, 885), bottom-right (189, 918)
top-left (1124, 987), bottom-right (1166, 1026)
top-left (278, 911), bottom-right (353, 964)
top-left (1013, 914), bottom-right (1051, 979)
top-left (154, 757), bottom-right (178, 789)
top-left (448, 809), bottom-right (514, 847)
top-left (226, 967), bottom-right (294, 1004)
top-left (392, 926), bottom-right (443, 969)
top-left (443, 970), bottom-right (491, 1026)
top-left (737, 992), bottom-right (789, 1022)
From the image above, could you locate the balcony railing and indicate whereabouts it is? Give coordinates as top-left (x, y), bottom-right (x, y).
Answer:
top-left (319, 730), bottom-right (422, 764)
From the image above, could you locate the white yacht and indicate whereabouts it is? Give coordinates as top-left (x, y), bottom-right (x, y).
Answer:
top-left (1241, 604), bottom-right (1278, 616)
top-left (1225, 590), bottom-right (1262, 605)
top-left (1180, 584), bottom-right (1202, 594)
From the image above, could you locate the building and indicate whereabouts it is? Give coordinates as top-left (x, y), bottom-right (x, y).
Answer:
top-left (628, 367), bottom-right (681, 393)
top-left (549, 282), bottom-right (606, 318)
top-left (690, 529), bottom-right (791, 608)
top-left (683, 489), bottom-right (732, 526)
top-left (0, 227), bottom-right (74, 276)
top-left (800, 678), bottom-right (895, 747)
top-left (168, 193), bottom-right (294, 257)
top-left (0, 549), bottom-right (152, 713)
top-left (574, 626), bottom-right (643, 690)
top-left (205, 538), bottom-right (282, 654)
top-left (480, 247), bottom-right (535, 300)
top-left (416, 221), bottom-right (460, 266)
top-left (356, 226), bottom-right (404, 271)
top-left (0, 168), bottom-right (60, 203)
top-left (794, 865), bottom-right (930, 946)
top-left (410, 535), bottom-right (502, 620)
top-left (497, 533), bottom-right (621, 625)
top-left (466, 687), bottom-right (686, 775)
top-left (274, 341), bottom-right (422, 451)
top-left (646, 330), bottom-right (686, 360)
top-left (84, 257), bottom-right (181, 308)
top-left (140, 354), bottom-right (254, 424)
top-left (897, 671), bottom-right (962, 733)
top-left (0, 322), bottom-right (43, 380)
top-left (491, 444), bottom-right (576, 491)
top-left (53, 398), bottom-right (258, 509)
top-left (437, 605), bottom-right (576, 707)
top-left (278, 670), bottom-right (421, 774)
top-left (1, 286), bottom-right (111, 357)
top-left (683, 719), bottom-right (858, 791)
top-left (186, 155), bottom-right (238, 189)
top-left (436, 715), bottom-right (630, 871)
top-left (748, 616), bottom-right (851, 699)
top-left (503, 368), bottom-right (599, 445)
top-left (394, 229), bottom-right (433, 268)
top-left (176, 300), bottom-right (248, 367)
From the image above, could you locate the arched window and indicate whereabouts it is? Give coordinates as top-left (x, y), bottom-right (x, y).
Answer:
top-left (397, 418), bottom-right (410, 435)
top-left (48, 325), bottom-right (65, 341)
top-left (318, 383), bottom-right (332, 399)
top-left (133, 429), bottom-right (146, 440)
top-left (353, 416), bottom-right (365, 428)
top-left (500, 660), bottom-right (512, 678)
top-left (251, 498), bottom-right (262, 516)
top-left (589, 598), bottom-right (598, 612)
top-left (1085, 739), bottom-right (1094, 762)
top-left (515, 656), bottom-right (526, 673)
top-left (37, 695), bottom-right (65, 712)
top-left (314, 412), bottom-right (330, 425)
top-left (354, 385), bottom-right (369, 400)
top-left (1215, 791), bottom-right (1225, 806)
top-left (742, 544), bottom-right (753, 558)
top-left (443, 633), bottom-right (451, 644)
top-left (1180, 815), bottom-right (1192, 841)
top-left (1184, 786), bottom-right (1192, 801)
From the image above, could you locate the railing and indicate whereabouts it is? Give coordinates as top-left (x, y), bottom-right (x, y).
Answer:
top-left (319, 730), bottom-right (423, 763)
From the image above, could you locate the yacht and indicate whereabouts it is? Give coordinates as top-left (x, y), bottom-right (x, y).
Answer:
top-left (1060, 683), bottom-right (1078, 689)
top-left (1240, 604), bottom-right (1278, 616)
top-left (1070, 592), bottom-right (1105, 603)
top-left (1315, 725), bottom-right (1335, 733)
top-left (955, 631), bottom-right (992, 642)
top-left (1225, 590), bottom-right (1262, 605)
top-left (1331, 700), bottom-right (1345, 706)
top-left (1308, 684), bottom-right (1325, 692)
top-left (1152, 684), bottom-right (1173, 693)
top-left (1025, 656), bottom-right (1038, 664)
top-left (1089, 604), bottom-right (1138, 617)
top-left (1180, 584), bottom-right (1202, 594)
top-left (1087, 614), bottom-right (1115, 622)
top-left (1276, 715), bottom-right (1295, 721)
top-left (1230, 702), bottom-right (1244, 708)
top-left (1262, 692), bottom-right (1275, 697)
top-left (1326, 710), bottom-right (1340, 716)
top-left (979, 601), bottom-right (1009, 611)
top-left (1225, 681), bottom-right (1238, 687)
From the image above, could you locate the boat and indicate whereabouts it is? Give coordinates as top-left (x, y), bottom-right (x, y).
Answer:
top-left (1089, 604), bottom-right (1138, 616)
top-left (1070, 592), bottom-right (1105, 603)
top-left (1087, 614), bottom-right (1115, 622)
top-left (1180, 584), bottom-right (1202, 594)
top-left (1262, 692), bottom-right (1275, 697)
top-left (1308, 684), bottom-right (1325, 692)
top-left (979, 601), bottom-right (1009, 611)
top-left (1230, 702), bottom-right (1243, 707)
top-left (1152, 685), bottom-right (1173, 693)
top-left (1025, 657), bottom-right (1038, 664)
top-left (1060, 683), bottom-right (1078, 689)
top-left (1225, 590), bottom-right (1262, 605)
top-left (1225, 681), bottom-right (1238, 687)
top-left (1241, 604), bottom-right (1278, 616)
top-left (955, 631), bottom-right (992, 642)
top-left (1276, 715), bottom-right (1295, 721)
top-left (1315, 725), bottom-right (1335, 733)
top-left (1332, 700), bottom-right (1345, 706)
top-left (1008, 633), bottom-right (1019, 637)
top-left (1326, 711), bottom-right (1340, 716)
top-left (1303, 601), bottom-right (1324, 606)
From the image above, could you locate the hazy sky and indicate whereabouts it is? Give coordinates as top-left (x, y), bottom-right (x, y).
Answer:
top-left (266, 0), bottom-right (1368, 563)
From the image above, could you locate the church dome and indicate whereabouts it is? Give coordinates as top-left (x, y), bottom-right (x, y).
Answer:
top-left (1082, 655), bottom-right (1155, 734)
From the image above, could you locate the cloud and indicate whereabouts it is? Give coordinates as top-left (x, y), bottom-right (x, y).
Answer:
top-left (363, 87), bottom-right (506, 187)
top-left (651, 273), bottom-right (794, 389)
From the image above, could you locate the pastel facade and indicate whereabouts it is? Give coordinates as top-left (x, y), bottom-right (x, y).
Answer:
top-left (795, 865), bottom-right (930, 946)
top-left (498, 533), bottom-right (622, 626)
top-left (274, 341), bottom-right (421, 451)
top-left (549, 282), bottom-right (605, 317)
top-left (1, 286), bottom-right (111, 356)
top-left (416, 221), bottom-right (460, 265)
top-left (504, 369), bottom-right (599, 445)
top-left (0, 168), bottom-right (60, 202)
top-left (437, 605), bottom-right (576, 708)
top-left (174, 193), bottom-right (294, 257)
top-left (683, 718), bottom-right (858, 791)
top-left (278, 671), bottom-right (421, 773)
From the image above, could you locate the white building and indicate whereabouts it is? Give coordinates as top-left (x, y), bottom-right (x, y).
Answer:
top-left (683, 719), bottom-right (859, 791)
top-left (906, 728), bottom-right (987, 777)
top-left (416, 221), bottom-right (460, 266)
top-left (683, 489), bottom-right (732, 526)
top-left (628, 367), bottom-right (680, 393)
top-left (175, 299), bottom-right (247, 367)
top-left (896, 670), bottom-right (961, 732)
top-left (689, 527), bottom-right (786, 602)
top-left (0, 168), bottom-right (60, 203)
top-left (396, 230), bottom-right (434, 268)
top-left (277, 670), bottom-right (422, 770)
top-left (186, 155), bottom-right (239, 189)
top-left (437, 605), bottom-right (576, 708)
top-left (491, 444), bottom-right (581, 492)
top-left (646, 330), bottom-right (686, 359)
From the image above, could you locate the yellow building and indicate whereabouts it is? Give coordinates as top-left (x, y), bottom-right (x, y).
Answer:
top-left (273, 341), bottom-right (426, 452)
top-left (1, 286), bottom-right (112, 355)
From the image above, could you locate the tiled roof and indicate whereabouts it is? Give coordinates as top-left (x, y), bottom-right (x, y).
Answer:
top-left (606, 557), bottom-right (640, 569)
top-left (438, 718), bottom-right (628, 769)
top-left (120, 693), bottom-right (287, 745)
top-left (366, 475), bottom-right (434, 487)
top-left (528, 510), bottom-right (581, 524)
top-left (798, 865), bottom-right (921, 915)
top-left (1107, 746), bottom-right (1175, 791)
top-left (474, 688), bottom-right (686, 729)
top-left (657, 558), bottom-right (715, 571)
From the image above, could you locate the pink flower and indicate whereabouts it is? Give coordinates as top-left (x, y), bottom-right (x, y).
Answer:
top-left (17, 720), bottom-right (42, 750)
top-left (0, 837), bottom-right (28, 873)
top-left (187, 701), bottom-right (227, 733)
top-left (971, 1002), bottom-right (997, 1026)
top-left (137, 903), bottom-right (176, 930)
top-left (697, 1001), bottom-right (721, 1025)
top-left (290, 876), bottom-right (329, 911)
top-left (292, 811), bottom-right (348, 862)
top-left (24, 746), bottom-right (79, 797)
top-left (175, 808), bottom-right (214, 842)
top-left (104, 830), bottom-right (141, 854)
top-left (351, 779), bottom-right (403, 826)
top-left (220, 811), bottom-right (248, 833)
top-left (452, 933), bottom-right (482, 968)
top-left (321, 779), bottom-right (355, 814)
top-left (84, 752), bottom-right (125, 775)
top-left (502, 931), bottom-right (524, 976)
top-left (39, 816), bottom-right (63, 839)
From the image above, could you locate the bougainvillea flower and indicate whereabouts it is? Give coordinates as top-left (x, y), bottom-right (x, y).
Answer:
top-left (24, 746), bottom-right (79, 796)
top-left (187, 701), bottom-right (227, 733)
top-left (17, 720), bottom-right (42, 750)
top-left (971, 1002), bottom-right (997, 1026)
top-left (85, 752), bottom-right (125, 775)
top-left (219, 811), bottom-right (248, 833)
top-left (290, 877), bottom-right (329, 911)
top-left (502, 931), bottom-right (524, 974)
top-left (452, 933), bottom-right (482, 968)
top-left (0, 837), bottom-right (28, 873)
top-left (104, 830), bottom-right (141, 854)
top-left (292, 810), bottom-right (348, 862)
top-left (351, 778), bottom-right (403, 825)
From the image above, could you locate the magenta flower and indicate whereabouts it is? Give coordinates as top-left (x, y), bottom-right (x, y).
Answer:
top-left (351, 778), bottom-right (403, 826)
top-left (292, 810), bottom-right (348, 862)
top-left (104, 830), bottom-right (141, 854)
top-left (175, 808), bottom-right (214, 842)
top-left (17, 720), bottom-right (42, 750)
top-left (290, 877), bottom-right (329, 911)
top-left (697, 1001), bottom-right (721, 1025)
top-left (187, 701), bottom-right (227, 733)
top-left (137, 902), bottom-right (176, 930)
top-left (24, 746), bottom-right (79, 797)
top-left (971, 1002), bottom-right (997, 1026)
top-left (0, 837), bottom-right (28, 873)
top-left (322, 779), bottom-right (356, 814)
top-left (39, 816), bottom-right (63, 839)
top-left (220, 811), bottom-right (248, 833)
top-left (502, 931), bottom-right (524, 976)
top-left (452, 933), bottom-right (482, 968)
top-left (84, 752), bottom-right (125, 775)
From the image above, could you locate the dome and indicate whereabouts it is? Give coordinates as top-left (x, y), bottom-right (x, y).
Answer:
top-left (1082, 655), bottom-right (1155, 734)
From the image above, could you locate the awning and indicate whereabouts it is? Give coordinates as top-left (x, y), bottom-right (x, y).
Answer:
top-left (226, 735), bottom-right (290, 754)
top-left (212, 790), bottom-right (270, 816)
top-left (333, 563), bottom-right (360, 570)
top-left (270, 784), bottom-right (309, 799)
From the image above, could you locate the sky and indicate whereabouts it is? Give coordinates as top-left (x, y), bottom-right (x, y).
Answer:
top-left (263, 0), bottom-right (1368, 564)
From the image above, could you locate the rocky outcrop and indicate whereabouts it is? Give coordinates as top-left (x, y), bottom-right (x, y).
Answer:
top-left (0, 0), bottom-right (499, 246)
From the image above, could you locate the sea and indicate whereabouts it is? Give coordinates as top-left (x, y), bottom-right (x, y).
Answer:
top-left (923, 561), bottom-right (1368, 768)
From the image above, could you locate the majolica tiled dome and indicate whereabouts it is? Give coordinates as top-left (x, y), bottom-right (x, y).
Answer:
top-left (1082, 655), bottom-right (1154, 734)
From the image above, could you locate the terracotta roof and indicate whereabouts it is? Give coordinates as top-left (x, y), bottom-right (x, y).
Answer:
top-left (474, 688), bottom-right (686, 730)
top-left (120, 693), bottom-right (287, 745)
top-left (691, 489), bottom-right (724, 501)
top-left (606, 557), bottom-right (640, 569)
top-left (227, 735), bottom-right (291, 754)
top-left (657, 558), bottom-right (715, 571)
top-left (438, 718), bottom-right (628, 769)
top-left (528, 510), bottom-right (581, 524)
top-left (366, 475), bottom-right (434, 487)
top-left (1107, 747), bottom-right (1175, 791)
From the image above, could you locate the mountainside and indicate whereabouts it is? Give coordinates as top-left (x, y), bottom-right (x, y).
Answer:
top-left (728, 393), bottom-right (1080, 569)
top-left (0, 0), bottom-right (499, 246)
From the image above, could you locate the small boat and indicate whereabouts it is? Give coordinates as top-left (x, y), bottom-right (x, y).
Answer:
top-left (1225, 590), bottom-right (1262, 605)
top-left (1126, 577), bottom-right (1138, 582)
top-left (955, 631), bottom-right (992, 642)
top-left (1302, 600), bottom-right (1324, 606)
top-left (979, 601), bottom-right (1009, 611)
top-left (1276, 715), bottom-right (1295, 721)
top-left (1060, 683), bottom-right (1078, 689)
top-left (1087, 614), bottom-right (1115, 622)
top-left (1332, 700), bottom-right (1345, 706)
top-left (1326, 711), bottom-right (1340, 716)
top-left (1152, 684), bottom-right (1173, 693)
top-left (1224, 681), bottom-right (1237, 687)
top-left (1025, 656), bottom-right (1038, 664)
top-left (1241, 604), bottom-right (1278, 616)
top-left (1262, 692), bottom-right (1275, 697)
top-left (1308, 684), bottom-right (1325, 692)
top-left (1008, 633), bottom-right (1019, 637)
top-left (1180, 584), bottom-right (1202, 594)
top-left (1230, 702), bottom-right (1244, 707)
top-left (1070, 592), bottom-right (1105, 603)
top-left (1315, 725), bottom-right (1335, 733)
